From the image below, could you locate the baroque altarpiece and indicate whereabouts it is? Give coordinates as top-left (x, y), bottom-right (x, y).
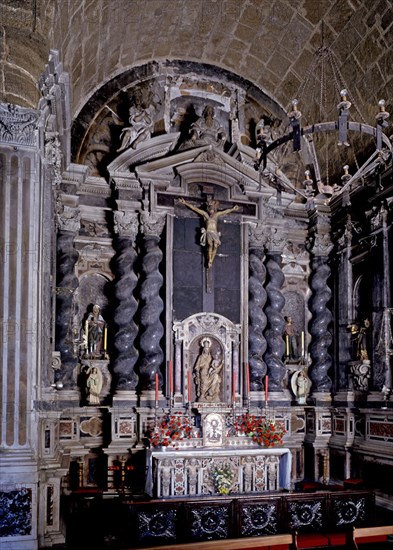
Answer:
top-left (0, 52), bottom-right (392, 548)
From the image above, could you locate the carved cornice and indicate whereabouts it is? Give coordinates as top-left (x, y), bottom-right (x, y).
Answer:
top-left (0, 103), bottom-right (40, 147)
top-left (140, 211), bottom-right (166, 238)
top-left (113, 211), bottom-right (139, 240)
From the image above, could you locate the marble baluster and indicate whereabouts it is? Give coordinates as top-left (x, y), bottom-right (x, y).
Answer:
top-left (112, 211), bottom-right (139, 391)
top-left (139, 212), bottom-right (166, 393)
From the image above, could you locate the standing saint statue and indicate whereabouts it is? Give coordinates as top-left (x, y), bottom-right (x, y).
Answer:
top-left (86, 366), bottom-right (103, 405)
top-left (85, 304), bottom-right (106, 359)
top-left (179, 198), bottom-right (239, 268)
top-left (193, 337), bottom-right (213, 401)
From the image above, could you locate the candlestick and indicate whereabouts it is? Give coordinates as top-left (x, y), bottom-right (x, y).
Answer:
top-left (169, 360), bottom-right (173, 396)
top-left (187, 370), bottom-right (191, 402)
top-left (246, 363), bottom-right (250, 395)
top-left (285, 335), bottom-right (289, 356)
top-left (265, 375), bottom-right (269, 403)
top-left (301, 331), bottom-right (305, 357)
top-left (103, 326), bottom-right (107, 353)
top-left (155, 372), bottom-right (159, 403)
top-left (232, 371), bottom-right (236, 402)
top-left (85, 320), bottom-right (89, 351)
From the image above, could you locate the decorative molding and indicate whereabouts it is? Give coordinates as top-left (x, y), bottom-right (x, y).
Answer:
top-left (0, 103), bottom-right (40, 147)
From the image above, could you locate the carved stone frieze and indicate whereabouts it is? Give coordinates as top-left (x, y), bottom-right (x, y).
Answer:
top-left (113, 211), bottom-right (139, 240)
top-left (44, 133), bottom-right (62, 186)
top-left (0, 103), bottom-right (40, 147)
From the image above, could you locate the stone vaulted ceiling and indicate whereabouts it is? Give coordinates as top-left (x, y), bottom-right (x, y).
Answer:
top-left (1, 0), bottom-right (392, 123)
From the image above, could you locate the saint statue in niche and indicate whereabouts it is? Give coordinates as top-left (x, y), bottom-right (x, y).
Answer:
top-left (178, 197), bottom-right (239, 268)
top-left (85, 304), bottom-right (106, 359)
top-left (193, 338), bottom-right (224, 403)
top-left (180, 105), bottom-right (227, 150)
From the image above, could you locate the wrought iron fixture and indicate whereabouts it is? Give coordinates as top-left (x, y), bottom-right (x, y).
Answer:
top-left (255, 35), bottom-right (392, 204)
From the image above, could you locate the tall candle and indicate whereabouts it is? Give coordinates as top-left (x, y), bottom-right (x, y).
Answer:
top-left (246, 363), bottom-right (250, 395)
top-left (155, 372), bottom-right (158, 402)
top-left (265, 375), bottom-right (269, 402)
top-left (85, 320), bottom-right (88, 344)
top-left (103, 326), bottom-right (107, 352)
top-left (301, 331), bottom-right (305, 357)
top-left (169, 360), bottom-right (173, 396)
top-left (187, 370), bottom-right (191, 402)
top-left (232, 372), bottom-right (236, 401)
top-left (285, 335), bottom-right (289, 356)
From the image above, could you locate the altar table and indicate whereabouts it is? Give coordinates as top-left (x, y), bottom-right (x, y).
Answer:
top-left (146, 447), bottom-right (292, 498)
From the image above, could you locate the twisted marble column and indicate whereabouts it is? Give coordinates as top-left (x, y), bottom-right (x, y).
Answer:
top-left (112, 211), bottom-right (139, 390)
top-left (139, 212), bottom-right (166, 391)
top-left (248, 224), bottom-right (267, 390)
top-left (264, 251), bottom-right (286, 391)
top-left (55, 200), bottom-right (80, 388)
top-left (309, 255), bottom-right (333, 392)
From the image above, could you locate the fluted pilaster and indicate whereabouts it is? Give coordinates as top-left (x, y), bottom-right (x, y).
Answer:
top-left (112, 211), bottom-right (139, 390)
top-left (248, 224), bottom-right (267, 390)
top-left (139, 212), bottom-right (166, 391)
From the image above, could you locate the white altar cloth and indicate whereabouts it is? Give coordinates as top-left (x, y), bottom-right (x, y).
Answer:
top-left (146, 447), bottom-right (292, 498)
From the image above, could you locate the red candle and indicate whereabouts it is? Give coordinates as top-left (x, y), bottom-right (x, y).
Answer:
top-left (265, 375), bottom-right (269, 402)
top-left (169, 360), bottom-right (173, 396)
top-left (246, 363), bottom-right (250, 395)
top-left (155, 372), bottom-right (158, 402)
top-left (232, 372), bottom-right (236, 401)
top-left (187, 370), bottom-right (191, 402)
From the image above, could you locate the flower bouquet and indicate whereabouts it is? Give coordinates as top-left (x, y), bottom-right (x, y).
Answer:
top-left (146, 412), bottom-right (193, 448)
top-left (235, 413), bottom-right (286, 447)
top-left (211, 463), bottom-right (235, 495)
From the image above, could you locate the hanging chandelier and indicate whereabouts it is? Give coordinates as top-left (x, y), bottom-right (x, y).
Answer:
top-left (255, 33), bottom-right (392, 205)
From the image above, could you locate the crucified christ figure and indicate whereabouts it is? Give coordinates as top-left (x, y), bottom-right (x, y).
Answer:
top-left (178, 198), bottom-right (239, 268)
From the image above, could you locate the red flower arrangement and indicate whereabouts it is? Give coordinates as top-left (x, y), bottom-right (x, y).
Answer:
top-left (146, 412), bottom-right (194, 448)
top-left (235, 413), bottom-right (286, 447)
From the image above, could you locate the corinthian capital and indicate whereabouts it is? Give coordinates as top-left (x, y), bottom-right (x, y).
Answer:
top-left (140, 212), bottom-right (166, 238)
top-left (265, 227), bottom-right (286, 254)
top-left (114, 210), bottom-right (139, 241)
top-left (55, 197), bottom-right (80, 233)
top-left (248, 222), bottom-right (268, 248)
top-left (307, 231), bottom-right (333, 256)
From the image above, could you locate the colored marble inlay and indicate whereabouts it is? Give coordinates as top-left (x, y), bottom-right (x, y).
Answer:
top-left (0, 488), bottom-right (32, 537)
top-left (369, 421), bottom-right (393, 439)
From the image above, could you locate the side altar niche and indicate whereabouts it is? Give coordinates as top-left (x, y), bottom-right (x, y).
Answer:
top-left (147, 313), bottom-right (291, 498)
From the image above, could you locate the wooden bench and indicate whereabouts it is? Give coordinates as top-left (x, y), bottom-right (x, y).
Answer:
top-left (133, 533), bottom-right (294, 550)
top-left (345, 525), bottom-right (393, 549)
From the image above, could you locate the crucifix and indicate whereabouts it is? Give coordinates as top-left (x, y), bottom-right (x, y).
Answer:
top-left (178, 197), bottom-right (239, 295)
